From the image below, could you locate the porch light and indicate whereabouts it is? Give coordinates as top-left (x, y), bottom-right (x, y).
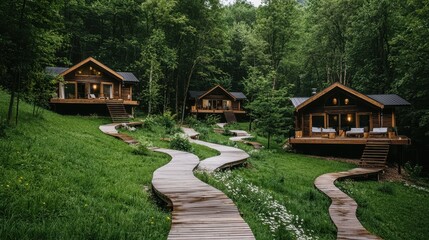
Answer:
top-left (90, 66), bottom-right (92, 70)
top-left (92, 84), bottom-right (97, 90)
top-left (78, 70), bottom-right (82, 74)
top-left (347, 114), bottom-right (352, 122)
top-left (332, 98), bottom-right (338, 105)
top-left (345, 98), bottom-right (349, 105)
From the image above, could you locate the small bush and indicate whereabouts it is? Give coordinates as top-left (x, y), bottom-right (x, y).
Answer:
top-left (157, 111), bottom-right (177, 134)
top-left (195, 126), bottom-right (210, 140)
top-left (132, 138), bottom-right (153, 156)
top-left (132, 144), bottom-right (151, 155)
top-left (169, 133), bottom-right (193, 152)
top-left (404, 162), bottom-right (423, 179)
top-left (142, 116), bottom-right (157, 131)
top-left (185, 115), bottom-right (201, 128)
top-left (377, 184), bottom-right (395, 195)
top-left (204, 114), bottom-right (220, 126)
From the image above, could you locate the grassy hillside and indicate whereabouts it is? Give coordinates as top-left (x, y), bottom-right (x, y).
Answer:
top-left (0, 90), bottom-right (170, 239)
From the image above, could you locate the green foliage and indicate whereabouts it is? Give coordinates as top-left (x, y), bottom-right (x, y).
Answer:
top-left (404, 162), bottom-right (423, 179)
top-left (132, 137), bottom-right (154, 156)
top-left (247, 87), bottom-right (294, 148)
top-left (156, 111), bottom-right (179, 134)
top-left (377, 183), bottom-right (395, 195)
top-left (169, 133), bottom-right (193, 152)
top-left (0, 90), bottom-right (170, 239)
top-left (204, 114), bottom-right (220, 126)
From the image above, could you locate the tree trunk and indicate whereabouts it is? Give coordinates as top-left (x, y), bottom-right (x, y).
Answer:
top-left (148, 60), bottom-right (153, 115)
top-left (7, 89), bottom-right (15, 125)
top-left (180, 59), bottom-right (198, 124)
top-left (15, 72), bottom-right (20, 125)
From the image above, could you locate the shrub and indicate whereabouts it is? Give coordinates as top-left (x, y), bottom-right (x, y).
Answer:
top-left (157, 111), bottom-right (177, 134)
top-left (142, 115), bottom-right (157, 131)
top-left (404, 162), bottom-right (423, 179)
top-left (377, 184), bottom-right (395, 195)
top-left (169, 133), bottom-right (193, 152)
top-left (132, 138), bottom-right (153, 156)
top-left (204, 114), bottom-right (220, 126)
top-left (185, 115), bottom-right (201, 128)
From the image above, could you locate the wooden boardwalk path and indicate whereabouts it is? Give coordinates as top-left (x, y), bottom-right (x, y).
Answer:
top-left (314, 168), bottom-right (383, 240)
top-left (152, 148), bottom-right (255, 239)
top-left (182, 127), bottom-right (250, 172)
top-left (99, 122), bottom-right (142, 144)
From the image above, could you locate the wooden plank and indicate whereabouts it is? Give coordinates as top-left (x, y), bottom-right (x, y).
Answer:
top-left (152, 148), bottom-right (255, 239)
top-left (314, 168), bottom-right (383, 240)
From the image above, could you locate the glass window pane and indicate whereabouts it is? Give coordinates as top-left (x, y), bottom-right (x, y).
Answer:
top-left (64, 83), bottom-right (75, 99)
top-left (103, 84), bottom-right (112, 98)
top-left (312, 116), bottom-right (324, 128)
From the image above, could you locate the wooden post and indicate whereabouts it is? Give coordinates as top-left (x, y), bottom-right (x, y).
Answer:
top-left (309, 113), bottom-right (312, 137)
top-left (392, 111), bottom-right (396, 128)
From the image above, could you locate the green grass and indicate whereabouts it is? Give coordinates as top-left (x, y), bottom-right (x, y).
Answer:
top-left (2, 92), bottom-right (428, 240)
top-left (197, 125), bottom-right (429, 240)
top-left (337, 180), bottom-right (429, 240)
top-left (0, 90), bottom-right (170, 239)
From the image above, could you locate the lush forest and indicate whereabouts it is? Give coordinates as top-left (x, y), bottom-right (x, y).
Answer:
top-left (1, 0), bottom-right (428, 146)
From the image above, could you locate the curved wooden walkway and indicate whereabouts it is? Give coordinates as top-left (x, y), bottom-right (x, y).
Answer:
top-left (100, 123), bottom-right (255, 239)
top-left (182, 127), bottom-right (250, 172)
top-left (314, 167), bottom-right (383, 240)
top-left (99, 122), bottom-right (142, 144)
top-left (152, 147), bottom-right (255, 239)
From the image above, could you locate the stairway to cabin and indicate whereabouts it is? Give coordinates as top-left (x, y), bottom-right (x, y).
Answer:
top-left (224, 111), bottom-right (237, 123)
top-left (359, 140), bottom-right (390, 168)
top-left (106, 100), bottom-right (129, 123)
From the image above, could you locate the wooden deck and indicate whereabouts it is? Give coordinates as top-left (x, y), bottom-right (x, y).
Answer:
top-left (190, 109), bottom-right (246, 114)
top-left (50, 98), bottom-right (139, 106)
top-left (290, 136), bottom-right (411, 145)
top-left (182, 127), bottom-right (251, 172)
top-left (152, 148), bottom-right (255, 239)
top-left (314, 168), bottom-right (383, 240)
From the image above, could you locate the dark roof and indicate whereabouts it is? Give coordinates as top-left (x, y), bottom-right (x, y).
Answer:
top-left (189, 90), bottom-right (247, 100)
top-left (290, 97), bottom-right (309, 107)
top-left (230, 92), bottom-right (247, 99)
top-left (290, 94), bottom-right (410, 108)
top-left (44, 67), bottom-right (139, 83)
top-left (117, 72), bottom-right (139, 83)
top-left (367, 94), bottom-right (411, 106)
top-left (45, 67), bottom-right (68, 75)
top-left (189, 91), bottom-right (205, 99)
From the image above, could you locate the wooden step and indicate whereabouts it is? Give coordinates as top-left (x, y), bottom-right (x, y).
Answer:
top-left (224, 111), bottom-right (237, 123)
top-left (106, 101), bottom-right (129, 123)
top-left (359, 140), bottom-right (389, 168)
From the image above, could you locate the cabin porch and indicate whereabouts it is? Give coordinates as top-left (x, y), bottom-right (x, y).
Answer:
top-left (50, 98), bottom-right (138, 106)
top-left (289, 135), bottom-right (411, 145)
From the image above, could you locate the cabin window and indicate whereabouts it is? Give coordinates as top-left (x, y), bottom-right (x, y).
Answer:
top-left (312, 115), bottom-right (325, 128)
top-left (328, 114), bottom-right (339, 131)
top-left (77, 83), bottom-right (86, 98)
top-left (358, 114), bottom-right (371, 130)
top-left (223, 100), bottom-right (231, 110)
top-left (341, 113), bottom-right (355, 131)
top-left (202, 99), bottom-right (210, 109)
top-left (102, 83), bottom-right (113, 98)
top-left (64, 83), bottom-right (76, 99)
top-left (90, 83), bottom-right (100, 98)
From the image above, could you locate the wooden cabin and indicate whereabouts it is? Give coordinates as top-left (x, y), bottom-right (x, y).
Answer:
top-left (289, 82), bottom-right (411, 146)
top-left (188, 85), bottom-right (246, 122)
top-left (47, 57), bottom-right (139, 117)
